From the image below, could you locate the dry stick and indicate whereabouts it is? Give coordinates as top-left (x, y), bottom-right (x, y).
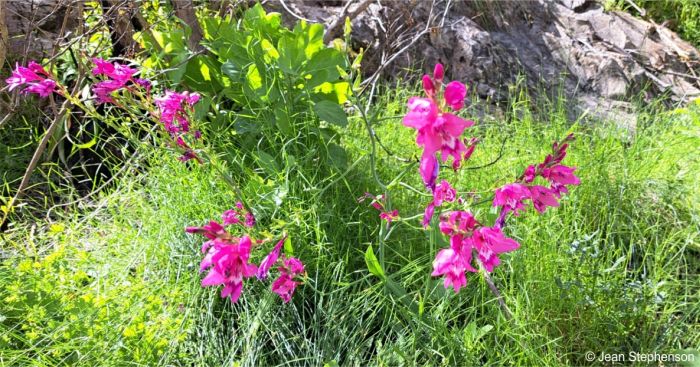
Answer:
top-left (0, 99), bottom-right (68, 228)
top-left (476, 257), bottom-right (513, 320)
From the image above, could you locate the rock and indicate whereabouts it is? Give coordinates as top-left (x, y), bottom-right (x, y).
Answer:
top-left (4, 0), bottom-right (79, 59)
top-left (266, 0), bottom-right (700, 124)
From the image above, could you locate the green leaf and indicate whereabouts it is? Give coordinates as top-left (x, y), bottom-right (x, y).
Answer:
top-left (246, 64), bottom-right (263, 90)
top-left (274, 107), bottom-right (293, 136)
top-left (74, 137), bottom-right (97, 150)
top-left (283, 236), bottom-right (294, 257)
top-left (327, 143), bottom-right (347, 168)
top-left (256, 150), bottom-right (278, 175)
top-left (221, 61), bottom-right (241, 81)
top-left (313, 100), bottom-right (348, 127)
top-left (365, 244), bottom-right (385, 279)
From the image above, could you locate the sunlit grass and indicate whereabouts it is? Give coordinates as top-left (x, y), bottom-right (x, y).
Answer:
top-left (1, 87), bottom-right (698, 365)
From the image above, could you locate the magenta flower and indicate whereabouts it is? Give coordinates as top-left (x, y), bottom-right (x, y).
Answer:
top-left (185, 220), bottom-right (228, 240)
top-left (438, 210), bottom-right (479, 236)
top-left (433, 64), bottom-right (444, 83)
top-left (523, 165), bottom-right (536, 183)
top-left (5, 62), bottom-right (58, 98)
top-left (403, 64), bottom-right (474, 189)
top-left (154, 90), bottom-right (200, 134)
top-left (244, 212), bottom-right (256, 228)
top-left (379, 209), bottom-right (400, 222)
top-left (493, 183), bottom-right (531, 216)
top-left (471, 227), bottom-right (520, 272)
top-left (529, 185), bottom-right (560, 213)
top-left (200, 235), bottom-right (258, 303)
top-left (541, 165), bottom-right (580, 186)
top-left (90, 58), bottom-right (144, 104)
top-left (359, 193), bottom-right (399, 223)
top-left (220, 203), bottom-right (255, 227)
top-left (431, 247), bottom-right (472, 292)
top-left (91, 57), bottom-right (136, 82)
top-left (257, 235), bottom-right (286, 280)
top-left (443, 81), bottom-right (467, 111)
top-left (222, 209), bottom-right (241, 226)
top-left (271, 256), bottom-right (305, 303)
top-left (423, 180), bottom-right (457, 227)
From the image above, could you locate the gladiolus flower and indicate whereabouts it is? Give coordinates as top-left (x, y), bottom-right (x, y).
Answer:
top-left (271, 256), bottom-right (305, 303)
top-left (359, 193), bottom-right (399, 223)
top-left (541, 165), bottom-right (580, 186)
top-left (433, 63), bottom-right (444, 83)
top-left (443, 81), bottom-right (467, 111)
top-left (493, 183), bottom-right (531, 216)
top-left (257, 235), bottom-right (286, 280)
top-left (5, 62), bottom-right (57, 98)
top-left (199, 235), bottom-right (257, 303)
top-left (471, 227), bottom-right (520, 272)
top-left (529, 185), bottom-right (560, 213)
top-left (423, 180), bottom-right (457, 227)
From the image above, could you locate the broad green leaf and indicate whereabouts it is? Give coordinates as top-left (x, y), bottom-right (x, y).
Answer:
top-left (274, 107), bottom-right (293, 136)
top-left (313, 100), bottom-right (348, 127)
top-left (256, 150), bottom-right (278, 175)
top-left (246, 64), bottom-right (263, 90)
top-left (365, 244), bottom-right (385, 279)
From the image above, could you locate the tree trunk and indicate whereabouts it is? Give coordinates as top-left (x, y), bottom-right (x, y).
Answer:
top-left (0, 1), bottom-right (7, 67)
top-left (171, 0), bottom-right (204, 52)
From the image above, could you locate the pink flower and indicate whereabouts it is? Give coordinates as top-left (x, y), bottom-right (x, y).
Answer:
top-left (443, 81), bottom-right (467, 111)
top-left (423, 180), bottom-right (457, 227)
top-left (220, 203), bottom-right (255, 227)
top-left (529, 185), bottom-right (560, 213)
top-left (244, 212), bottom-right (256, 228)
top-left (493, 183), bottom-right (531, 216)
top-left (359, 193), bottom-right (399, 223)
top-left (404, 98), bottom-right (473, 188)
top-left (91, 57), bottom-right (136, 82)
top-left (432, 248), bottom-right (470, 292)
top-left (523, 165), bottom-right (536, 183)
top-left (431, 231), bottom-right (477, 293)
top-left (271, 256), bottom-right (305, 303)
top-left (200, 235), bottom-right (258, 303)
top-left (185, 220), bottom-right (227, 240)
top-left (422, 203), bottom-right (436, 228)
top-left (438, 211), bottom-right (478, 236)
top-left (379, 209), bottom-right (399, 222)
top-left (24, 79), bottom-right (57, 98)
top-left (257, 235), bottom-right (286, 280)
top-left (154, 90), bottom-right (200, 134)
top-left (5, 62), bottom-right (57, 98)
top-left (433, 180), bottom-right (457, 206)
top-left (422, 75), bottom-right (435, 97)
top-left (472, 227), bottom-right (520, 272)
top-left (541, 165), bottom-right (580, 186)
top-left (433, 63), bottom-right (444, 83)
top-left (403, 65), bottom-right (475, 189)
top-left (222, 209), bottom-right (241, 226)
top-left (90, 58), bottom-right (143, 104)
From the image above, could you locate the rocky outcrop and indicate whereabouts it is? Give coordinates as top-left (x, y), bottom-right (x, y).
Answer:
top-left (268, 0), bottom-right (700, 124)
top-left (4, 0), bottom-right (79, 59)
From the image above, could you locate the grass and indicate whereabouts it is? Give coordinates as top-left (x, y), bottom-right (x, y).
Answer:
top-left (1, 85), bottom-right (699, 366)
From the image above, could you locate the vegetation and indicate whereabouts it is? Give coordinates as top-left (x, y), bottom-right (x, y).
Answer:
top-left (1, 3), bottom-right (699, 366)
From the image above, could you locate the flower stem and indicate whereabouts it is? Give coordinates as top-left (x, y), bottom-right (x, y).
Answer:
top-left (476, 258), bottom-right (513, 320)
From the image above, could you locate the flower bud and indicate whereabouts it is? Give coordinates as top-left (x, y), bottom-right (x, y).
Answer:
top-left (422, 75), bottom-right (435, 97)
top-left (433, 63), bottom-right (444, 83)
